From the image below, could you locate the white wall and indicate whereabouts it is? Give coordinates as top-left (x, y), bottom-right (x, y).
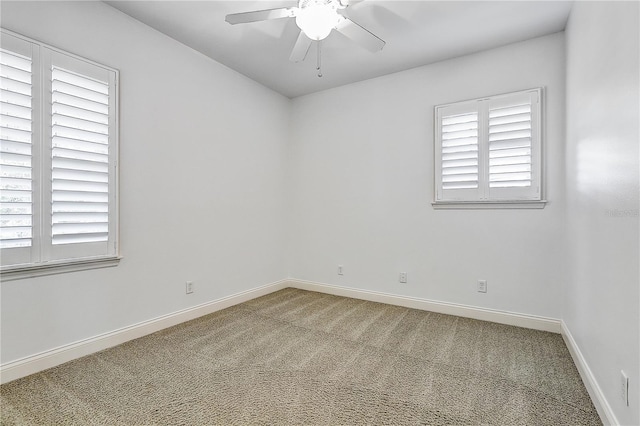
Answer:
top-left (564, 2), bottom-right (639, 425)
top-left (0, 1), bottom-right (290, 364)
top-left (288, 33), bottom-right (566, 319)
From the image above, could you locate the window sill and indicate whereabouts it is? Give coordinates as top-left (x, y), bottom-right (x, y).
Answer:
top-left (432, 200), bottom-right (547, 210)
top-left (1, 256), bottom-right (121, 282)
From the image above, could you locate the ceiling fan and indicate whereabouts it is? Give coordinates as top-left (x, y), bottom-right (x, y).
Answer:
top-left (225, 0), bottom-right (385, 67)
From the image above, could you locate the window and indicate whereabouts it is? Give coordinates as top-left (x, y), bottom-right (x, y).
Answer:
top-left (1, 29), bottom-right (119, 278)
top-left (434, 88), bottom-right (544, 208)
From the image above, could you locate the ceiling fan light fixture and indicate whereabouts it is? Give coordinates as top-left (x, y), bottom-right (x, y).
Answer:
top-left (295, 0), bottom-right (341, 41)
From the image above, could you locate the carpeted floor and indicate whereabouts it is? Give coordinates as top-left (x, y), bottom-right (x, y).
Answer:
top-left (1, 288), bottom-right (600, 425)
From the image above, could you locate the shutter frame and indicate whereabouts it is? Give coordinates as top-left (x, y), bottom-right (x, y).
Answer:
top-left (0, 32), bottom-right (41, 267)
top-left (41, 48), bottom-right (118, 262)
top-left (434, 88), bottom-right (543, 204)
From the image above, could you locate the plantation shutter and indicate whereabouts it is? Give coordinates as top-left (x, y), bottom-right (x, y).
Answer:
top-left (42, 48), bottom-right (117, 261)
top-left (51, 67), bottom-right (110, 245)
top-left (441, 112), bottom-right (479, 189)
top-left (1, 29), bottom-right (119, 273)
top-left (435, 101), bottom-right (481, 201)
top-left (435, 89), bottom-right (541, 204)
top-left (486, 90), bottom-right (540, 200)
top-left (0, 34), bottom-right (39, 266)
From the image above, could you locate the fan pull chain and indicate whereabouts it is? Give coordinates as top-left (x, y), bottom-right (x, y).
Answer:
top-left (317, 40), bottom-right (322, 78)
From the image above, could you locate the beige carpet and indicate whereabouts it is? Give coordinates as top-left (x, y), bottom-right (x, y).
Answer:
top-left (1, 288), bottom-right (600, 425)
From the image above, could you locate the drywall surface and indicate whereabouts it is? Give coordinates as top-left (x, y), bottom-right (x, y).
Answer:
top-left (0, 1), bottom-right (290, 364)
top-left (564, 2), bottom-right (640, 424)
top-left (288, 33), bottom-right (566, 319)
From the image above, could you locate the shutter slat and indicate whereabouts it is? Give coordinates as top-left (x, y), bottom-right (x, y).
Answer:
top-left (0, 89), bottom-right (31, 108)
top-left (0, 177), bottom-right (32, 191)
top-left (490, 171), bottom-right (531, 182)
top-left (490, 180), bottom-right (531, 188)
top-left (52, 147), bottom-right (108, 163)
top-left (490, 155), bottom-right (531, 166)
top-left (489, 104), bottom-right (531, 118)
top-left (52, 113), bottom-right (108, 135)
top-left (52, 68), bottom-right (108, 95)
top-left (442, 145), bottom-right (478, 154)
top-left (442, 129), bottom-right (478, 141)
top-left (489, 112), bottom-right (531, 126)
top-left (442, 114), bottom-right (477, 126)
top-left (490, 164), bottom-right (531, 174)
top-left (2, 103), bottom-right (31, 120)
top-left (0, 49), bottom-right (31, 72)
top-left (53, 168), bottom-right (109, 184)
top-left (53, 124), bottom-right (108, 145)
top-left (0, 202), bottom-right (32, 215)
top-left (442, 151), bottom-right (478, 161)
top-left (0, 213), bottom-right (32, 227)
top-left (0, 113), bottom-right (31, 132)
top-left (0, 126), bottom-right (31, 143)
top-left (52, 222), bottom-right (108, 235)
top-left (1, 139), bottom-right (31, 156)
top-left (442, 136), bottom-right (478, 148)
top-left (443, 122), bottom-right (478, 133)
top-left (52, 180), bottom-right (108, 193)
top-left (1, 152), bottom-right (31, 167)
top-left (53, 232), bottom-right (107, 245)
top-left (442, 166), bottom-right (478, 176)
top-left (0, 77), bottom-right (30, 96)
top-left (489, 121), bottom-right (531, 134)
top-left (0, 164), bottom-right (31, 179)
top-left (442, 158), bottom-right (478, 168)
top-left (0, 63), bottom-right (31, 84)
top-left (0, 189), bottom-right (32, 203)
top-left (52, 103), bottom-right (108, 125)
top-left (0, 238), bottom-right (31, 248)
top-left (52, 190), bottom-right (108, 203)
top-left (52, 81), bottom-right (108, 106)
top-left (489, 147), bottom-right (531, 159)
top-left (52, 212), bottom-right (108, 224)
top-left (52, 91), bottom-right (109, 115)
top-left (0, 226), bottom-right (32, 240)
top-left (52, 157), bottom-right (109, 173)
top-left (52, 201), bottom-right (108, 213)
top-left (53, 136), bottom-right (109, 154)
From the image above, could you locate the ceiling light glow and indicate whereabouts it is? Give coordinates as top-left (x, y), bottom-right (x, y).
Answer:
top-left (295, 0), bottom-right (341, 41)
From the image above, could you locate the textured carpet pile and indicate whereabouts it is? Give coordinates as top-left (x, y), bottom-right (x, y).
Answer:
top-left (1, 288), bottom-right (600, 425)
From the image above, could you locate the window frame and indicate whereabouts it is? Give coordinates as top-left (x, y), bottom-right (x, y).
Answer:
top-left (1, 29), bottom-right (120, 281)
top-left (433, 88), bottom-right (546, 209)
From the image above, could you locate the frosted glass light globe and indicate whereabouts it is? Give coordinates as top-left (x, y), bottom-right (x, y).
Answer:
top-left (295, 1), bottom-right (340, 40)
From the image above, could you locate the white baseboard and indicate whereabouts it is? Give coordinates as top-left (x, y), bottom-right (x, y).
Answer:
top-left (0, 279), bottom-right (288, 385)
top-left (286, 279), bottom-right (562, 333)
top-left (561, 320), bottom-right (615, 426)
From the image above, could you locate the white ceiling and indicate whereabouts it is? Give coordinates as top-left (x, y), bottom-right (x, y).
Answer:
top-left (105, 1), bottom-right (572, 98)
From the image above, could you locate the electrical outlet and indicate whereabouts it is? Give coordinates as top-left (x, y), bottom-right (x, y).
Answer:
top-left (338, 265), bottom-right (344, 275)
top-left (399, 272), bottom-right (407, 283)
top-left (477, 280), bottom-right (487, 293)
top-left (186, 281), bottom-right (194, 294)
top-left (621, 370), bottom-right (629, 406)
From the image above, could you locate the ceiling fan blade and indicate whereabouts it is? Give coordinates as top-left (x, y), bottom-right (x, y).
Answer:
top-left (335, 17), bottom-right (385, 52)
top-left (290, 31), bottom-right (313, 63)
top-left (225, 7), bottom-right (297, 25)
